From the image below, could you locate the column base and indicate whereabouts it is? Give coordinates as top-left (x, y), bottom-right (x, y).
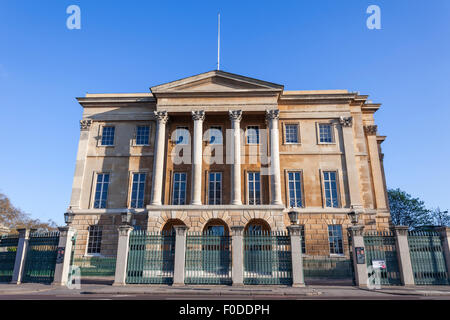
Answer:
top-left (292, 283), bottom-right (306, 288)
top-left (231, 201), bottom-right (243, 206)
top-left (172, 283), bottom-right (185, 287)
top-left (112, 282), bottom-right (126, 286)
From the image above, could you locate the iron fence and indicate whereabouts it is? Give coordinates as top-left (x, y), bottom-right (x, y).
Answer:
top-left (243, 231), bottom-right (292, 285)
top-left (72, 256), bottom-right (116, 277)
top-left (408, 230), bottom-right (449, 285)
top-left (126, 231), bottom-right (175, 284)
top-left (185, 231), bottom-right (231, 285)
top-left (303, 257), bottom-right (354, 280)
top-left (0, 234), bottom-right (19, 283)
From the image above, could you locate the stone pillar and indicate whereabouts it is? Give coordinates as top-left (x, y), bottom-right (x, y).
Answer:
top-left (113, 225), bottom-right (134, 286)
top-left (287, 225), bottom-right (305, 287)
top-left (266, 110), bottom-right (283, 205)
top-left (52, 227), bottom-right (76, 286)
top-left (11, 228), bottom-right (30, 284)
top-left (151, 111), bottom-right (169, 205)
top-left (173, 225), bottom-right (189, 286)
top-left (348, 225), bottom-right (368, 288)
top-left (393, 226), bottom-right (415, 286)
top-left (365, 125), bottom-right (387, 210)
top-left (435, 227), bottom-right (450, 280)
top-left (339, 117), bottom-right (363, 211)
top-left (229, 110), bottom-right (243, 205)
top-left (69, 120), bottom-right (92, 209)
top-left (231, 226), bottom-right (244, 286)
top-left (191, 110), bottom-right (205, 205)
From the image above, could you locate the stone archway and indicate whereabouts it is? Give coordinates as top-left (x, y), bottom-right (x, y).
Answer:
top-left (202, 218), bottom-right (230, 236)
top-left (244, 218), bottom-right (271, 234)
top-left (161, 219), bottom-right (186, 233)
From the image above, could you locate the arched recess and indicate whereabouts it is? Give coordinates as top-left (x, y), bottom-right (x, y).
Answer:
top-left (244, 218), bottom-right (271, 234)
top-left (161, 219), bottom-right (186, 233)
top-left (202, 219), bottom-right (230, 236)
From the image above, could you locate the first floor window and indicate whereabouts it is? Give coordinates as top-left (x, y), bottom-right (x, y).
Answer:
top-left (323, 171), bottom-right (339, 208)
top-left (136, 125), bottom-right (150, 145)
top-left (208, 172), bottom-right (222, 205)
top-left (246, 126), bottom-right (260, 144)
top-left (288, 171), bottom-right (303, 207)
top-left (328, 225), bottom-right (343, 255)
top-left (172, 172), bottom-right (187, 205)
top-left (130, 173), bottom-right (146, 208)
top-left (248, 172), bottom-right (261, 205)
top-left (101, 126), bottom-right (115, 146)
top-left (285, 124), bottom-right (299, 143)
top-left (87, 225), bottom-right (103, 254)
top-left (94, 173), bottom-right (109, 209)
top-left (319, 123), bottom-right (333, 143)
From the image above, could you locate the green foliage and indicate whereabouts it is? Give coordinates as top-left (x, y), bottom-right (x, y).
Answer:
top-left (387, 188), bottom-right (433, 228)
top-left (430, 207), bottom-right (450, 227)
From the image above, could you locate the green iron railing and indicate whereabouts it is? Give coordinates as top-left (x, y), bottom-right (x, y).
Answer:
top-left (22, 231), bottom-right (60, 284)
top-left (72, 256), bottom-right (116, 277)
top-left (303, 257), bottom-right (354, 280)
top-left (126, 231), bottom-right (175, 284)
top-left (408, 230), bottom-right (449, 285)
top-left (0, 234), bottom-right (19, 283)
top-left (243, 231), bottom-right (292, 285)
top-left (364, 231), bottom-right (402, 286)
top-left (185, 231), bottom-right (232, 285)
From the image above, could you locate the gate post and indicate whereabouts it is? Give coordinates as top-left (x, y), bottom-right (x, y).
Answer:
top-left (52, 226), bottom-right (76, 286)
top-left (435, 227), bottom-right (450, 279)
top-left (287, 225), bottom-right (305, 287)
top-left (173, 225), bottom-right (188, 286)
top-left (348, 225), bottom-right (368, 288)
top-left (11, 228), bottom-right (30, 284)
top-left (113, 225), bottom-right (134, 286)
top-left (393, 226), bottom-right (415, 286)
top-left (231, 226), bottom-right (244, 286)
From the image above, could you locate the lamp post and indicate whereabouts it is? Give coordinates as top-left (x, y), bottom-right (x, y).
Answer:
top-left (288, 209), bottom-right (299, 226)
top-left (347, 210), bottom-right (359, 226)
top-left (64, 208), bottom-right (74, 226)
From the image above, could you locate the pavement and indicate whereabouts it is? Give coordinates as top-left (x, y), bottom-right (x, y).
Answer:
top-left (0, 283), bottom-right (450, 299)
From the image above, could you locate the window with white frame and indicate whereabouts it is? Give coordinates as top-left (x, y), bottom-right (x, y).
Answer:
top-left (328, 225), bottom-right (344, 255)
top-left (323, 171), bottom-right (339, 208)
top-left (93, 173), bottom-right (109, 209)
top-left (101, 126), bottom-right (115, 146)
top-left (87, 225), bottom-right (103, 254)
top-left (130, 173), bottom-right (146, 208)
top-left (247, 172), bottom-right (261, 205)
top-left (318, 123), bottom-right (334, 143)
top-left (208, 126), bottom-right (223, 145)
top-left (246, 126), bottom-right (260, 144)
top-left (136, 125), bottom-right (150, 145)
top-left (288, 171), bottom-right (303, 207)
top-left (285, 124), bottom-right (299, 144)
top-left (208, 172), bottom-right (222, 205)
top-left (175, 127), bottom-right (189, 145)
top-left (172, 172), bottom-right (187, 205)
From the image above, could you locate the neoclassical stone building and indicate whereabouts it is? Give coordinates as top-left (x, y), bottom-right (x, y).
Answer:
top-left (68, 70), bottom-right (391, 258)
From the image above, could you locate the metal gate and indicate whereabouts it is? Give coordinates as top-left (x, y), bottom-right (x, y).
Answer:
top-left (408, 230), bottom-right (449, 285)
top-left (364, 231), bottom-right (402, 286)
top-left (185, 232), bottom-right (231, 285)
top-left (22, 231), bottom-right (60, 284)
top-left (243, 231), bottom-right (292, 285)
top-left (126, 231), bottom-right (175, 284)
top-left (0, 234), bottom-right (19, 283)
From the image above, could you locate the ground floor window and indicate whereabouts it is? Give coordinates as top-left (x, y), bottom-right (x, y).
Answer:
top-left (328, 224), bottom-right (343, 255)
top-left (87, 225), bottom-right (103, 255)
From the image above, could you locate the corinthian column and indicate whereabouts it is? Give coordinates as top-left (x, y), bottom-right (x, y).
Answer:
top-left (266, 109), bottom-right (282, 205)
top-left (229, 110), bottom-right (242, 205)
top-left (151, 111), bottom-right (169, 205)
top-left (191, 110), bottom-right (205, 205)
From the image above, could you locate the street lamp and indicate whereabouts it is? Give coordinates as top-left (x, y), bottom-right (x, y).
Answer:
top-left (64, 208), bottom-right (74, 225)
top-left (347, 210), bottom-right (359, 225)
top-left (288, 210), bottom-right (299, 225)
top-left (121, 210), bottom-right (132, 225)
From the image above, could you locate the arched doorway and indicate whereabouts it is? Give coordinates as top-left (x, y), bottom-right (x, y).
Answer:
top-left (161, 219), bottom-right (186, 234)
top-left (202, 219), bottom-right (229, 236)
top-left (244, 219), bottom-right (271, 234)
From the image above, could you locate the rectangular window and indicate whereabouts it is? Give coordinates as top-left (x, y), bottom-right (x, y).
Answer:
top-left (285, 124), bottom-right (299, 143)
top-left (208, 126), bottom-right (223, 145)
top-left (101, 126), bottom-right (115, 146)
top-left (323, 171), bottom-right (339, 208)
top-left (136, 126), bottom-right (150, 145)
top-left (319, 123), bottom-right (333, 143)
top-left (288, 171), bottom-right (303, 207)
top-left (208, 172), bottom-right (222, 205)
top-left (175, 127), bottom-right (189, 145)
top-left (248, 172), bottom-right (261, 205)
top-left (328, 225), bottom-right (344, 255)
top-left (93, 173), bottom-right (109, 209)
top-left (87, 225), bottom-right (102, 254)
top-left (246, 126), bottom-right (260, 144)
top-left (172, 172), bottom-right (187, 205)
top-left (300, 225), bottom-right (306, 254)
top-left (130, 173), bottom-right (146, 208)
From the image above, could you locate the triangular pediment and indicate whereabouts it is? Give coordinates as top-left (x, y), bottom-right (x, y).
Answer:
top-left (150, 70), bottom-right (284, 94)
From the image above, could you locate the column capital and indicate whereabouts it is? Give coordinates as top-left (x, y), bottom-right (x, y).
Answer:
top-left (348, 225), bottom-right (365, 237)
top-left (57, 226), bottom-right (75, 237)
top-left (393, 225), bottom-right (409, 236)
top-left (364, 125), bottom-right (378, 136)
top-left (154, 111), bottom-right (169, 124)
top-left (339, 116), bottom-right (353, 127)
top-left (287, 225), bottom-right (302, 236)
top-left (174, 225), bottom-right (189, 236)
top-left (191, 110), bottom-right (205, 121)
top-left (228, 110), bottom-right (242, 121)
top-left (17, 228), bottom-right (30, 239)
top-left (80, 119), bottom-right (92, 131)
top-left (265, 109), bottom-right (280, 121)
top-left (231, 226), bottom-right (245, 236)
top-left (118, 225), bottom-right (134, 236)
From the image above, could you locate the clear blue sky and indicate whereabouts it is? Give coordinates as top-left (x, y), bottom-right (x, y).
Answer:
top-left (0, 0), bottom-right (449, 225)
